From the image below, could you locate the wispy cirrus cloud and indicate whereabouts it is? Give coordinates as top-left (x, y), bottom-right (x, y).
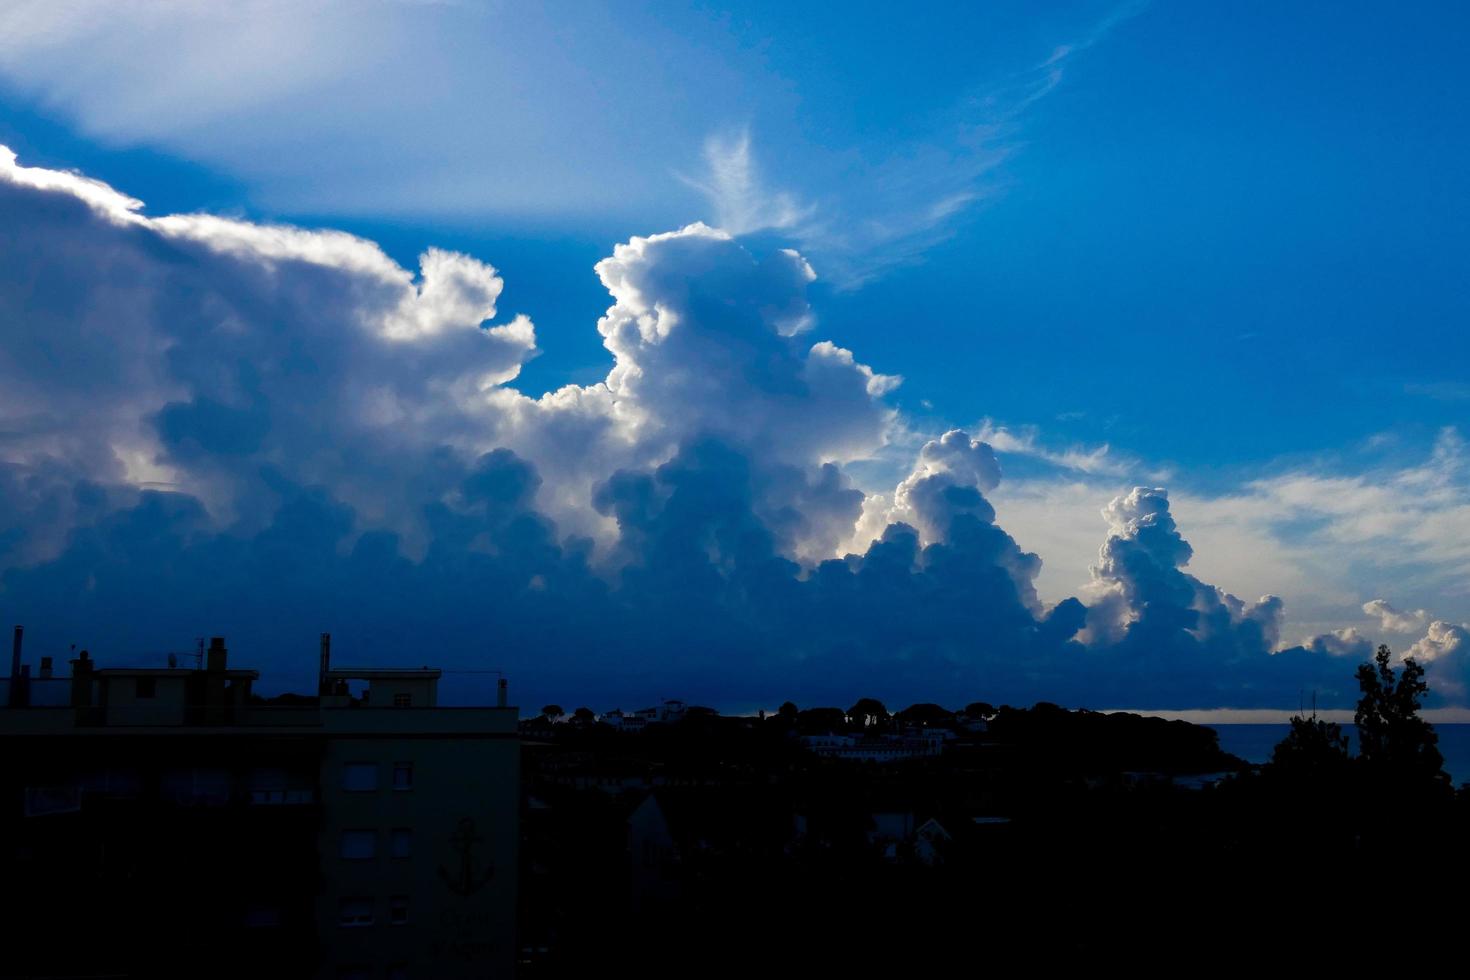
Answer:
top-left (679, 131), bottom-right (814, 238)
top-left (1406, 380), bottom-right (1470, 402)
top-left (974, 419), bottom-right (1155, 479)
top-left (683, 3), bottom-right (1148, 286)
top-left (0, 1), bottom-right (749, 219)
top-left (0, 0), bottom-right (1147, 288)
top-left (0, 0), bottom-right (1144, 249)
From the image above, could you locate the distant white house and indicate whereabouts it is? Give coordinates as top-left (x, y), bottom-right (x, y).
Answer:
top-left (954, 714), bottom-right (990, 734)
top-left (801, 733), bottom-right (855, 752)
top-left (864, 812), bottom-right (953, 865)
top-left (801, 729), bottom-right (949, 763)
top-left (602, 700), bottom-right (693, 731)
top-left (912, 817), bottom-right (952, 866)
top-left (599, 709), bottom-right (637, 731)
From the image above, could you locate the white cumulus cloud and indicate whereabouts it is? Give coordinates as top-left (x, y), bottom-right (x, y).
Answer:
top-left (1362, 598), bottom-right (1429, 634)
top-left (3, 144), bottom-right (1466, 709)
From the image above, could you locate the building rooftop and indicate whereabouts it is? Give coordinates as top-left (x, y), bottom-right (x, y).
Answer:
top-left (93, 667), bottom-right (260, 679)
top-left (2, 632), bottom-right (514, 731)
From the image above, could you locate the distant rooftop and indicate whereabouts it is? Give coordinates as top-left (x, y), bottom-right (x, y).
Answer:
top-left (324, 667), bottom-right (442, 680)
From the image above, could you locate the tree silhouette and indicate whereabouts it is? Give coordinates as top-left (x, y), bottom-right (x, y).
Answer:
top-left (796, 707), bottom-right (847, 734)
top-left (1354, 644), bottom-right (1447, 783)
top-left (846, 698), bottom-right (889, 729)
top-left (895, 703), bottom-right (954, 728)
top-left (541, 704), bottom-right (564, 720)
top-left (1270, 714), bottom-right (1350, 775)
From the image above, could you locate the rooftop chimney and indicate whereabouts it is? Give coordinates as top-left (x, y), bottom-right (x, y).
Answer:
top-left (69, 649), bottom-right (93, 709)
top-left (13, 664), bottom-right (29, 707)
top-left (206, 636), bottom-right (227, 673)
top-left (497, 676), bottom-right (508, 708)
top-left (39, 656), bottom-right (53, 679)
top-left (318, 633), bottom-right (331, 696)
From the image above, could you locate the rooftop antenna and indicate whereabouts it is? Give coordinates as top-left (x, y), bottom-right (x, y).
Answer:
top-left (7, 626), bottom-right (21, 708)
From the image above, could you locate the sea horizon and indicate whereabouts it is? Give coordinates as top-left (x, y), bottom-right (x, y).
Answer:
top-left (1211, 723), bottom-right (1470, 786)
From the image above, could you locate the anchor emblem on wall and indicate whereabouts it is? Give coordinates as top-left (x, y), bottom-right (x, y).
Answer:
top-left (439, 816), bottom-right (495, 896)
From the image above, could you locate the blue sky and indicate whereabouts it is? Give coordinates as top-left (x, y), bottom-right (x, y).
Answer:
top-left (6, 1), bottom-right (1462, 461)
top-left (0, 1), bottom-right (1467, 709)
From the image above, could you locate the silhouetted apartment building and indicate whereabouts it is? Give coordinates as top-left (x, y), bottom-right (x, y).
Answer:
top-left (0, 631), bottom-right (518, 980)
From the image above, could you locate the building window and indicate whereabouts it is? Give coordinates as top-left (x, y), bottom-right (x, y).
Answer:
top-left (249, 768), bottom-right (313, 805)
top-left (342, 762), bottom-right (377, 792)
top-left (337, 897), bottom-right (374, 928)
top-left (161, 768), bottom-right (231, 807)
top-left (81, 769), bottom-right (141, 799)
top-left (390, 828), bottom-right (412, 859)
top-left (245, 904), bottom-right (281, 928)
top-left (250, 767), bottom-right (286, 804)
top-left (392, 762), bottom-right (413, 791)
top-left (389, 895), bottom-right (409, 926)
top-left (340, 829), bottom-right (376, 860)
top-left (393, 693), bottom-right (412, 707)
top-left (135, 676), bottom-right (156, 699)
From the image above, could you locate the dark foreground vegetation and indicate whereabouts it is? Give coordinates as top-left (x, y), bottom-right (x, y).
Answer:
top-left (520, 646), bottom-right (1470, 972)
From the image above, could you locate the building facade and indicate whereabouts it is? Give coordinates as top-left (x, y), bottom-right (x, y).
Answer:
top-left (0, 636), bottom-right (518, 980)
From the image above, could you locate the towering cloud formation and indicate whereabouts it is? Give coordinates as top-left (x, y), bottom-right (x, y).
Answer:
top-left (0, 147), bottom-right (1454, 708)
top-left (0, 146), bottom-right (539, 561)
top-left (1086, 487), bottom-right (1283, 655)
top-left (1407, 621), bottom-right (1470, 701)
top-left (1408, 621), bottom-right (1469, 662)
top-left (570, 225), bottom-right (896, 562)
top-left (889, 431), bottom-right (1002, 540)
